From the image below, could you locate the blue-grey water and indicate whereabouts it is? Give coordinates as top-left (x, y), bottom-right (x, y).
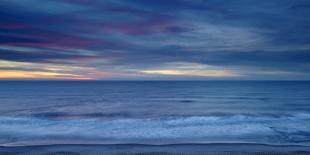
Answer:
top-left (0, 81), bottom-right (310, 146)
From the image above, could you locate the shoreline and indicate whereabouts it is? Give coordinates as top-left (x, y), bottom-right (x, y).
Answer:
top-left (1, 143), bottom-right (310, 155)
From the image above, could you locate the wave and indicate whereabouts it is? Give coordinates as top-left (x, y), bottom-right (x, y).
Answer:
top-left (1, 114), bottom-right (310, 146)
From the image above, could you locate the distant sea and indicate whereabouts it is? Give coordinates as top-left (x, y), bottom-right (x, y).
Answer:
top-left (0, 81), bottom-right (310, 146)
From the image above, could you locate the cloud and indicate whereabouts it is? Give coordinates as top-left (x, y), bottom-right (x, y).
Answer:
top-left (141, 62), bottom-right (240, 78)
top-left (0, 60), bottom-right (107, 79)
top-left (0, 70), bottom-right (90, 80)
top-left (142, 69), bottom-right (239, 77)
top-left (0, 0), bottom-right (310, 80)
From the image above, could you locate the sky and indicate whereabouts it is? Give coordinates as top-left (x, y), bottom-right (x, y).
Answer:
top-left (0, 0), bottom-right (310, 80)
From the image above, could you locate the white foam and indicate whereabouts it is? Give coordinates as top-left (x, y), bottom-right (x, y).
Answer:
top-left (0, 114), bottom-right (310, 145)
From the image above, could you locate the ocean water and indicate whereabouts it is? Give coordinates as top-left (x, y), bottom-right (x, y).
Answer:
top-left (0, 81), bottom-right (310, 146)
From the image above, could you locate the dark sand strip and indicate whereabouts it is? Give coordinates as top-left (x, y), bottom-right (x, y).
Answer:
top-left (0, 143), bottom-right (310, 155)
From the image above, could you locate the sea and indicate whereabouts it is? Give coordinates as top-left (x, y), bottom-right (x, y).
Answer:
top-left (0, 81), bottom-right (310, 146)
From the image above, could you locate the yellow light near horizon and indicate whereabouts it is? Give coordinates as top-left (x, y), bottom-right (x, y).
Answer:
top-left (142, 70), bottom-right (187, 75)
top-left (142, 69), bottom-right (239, 77)
top-left (0, 70), bottom-right (92, 80)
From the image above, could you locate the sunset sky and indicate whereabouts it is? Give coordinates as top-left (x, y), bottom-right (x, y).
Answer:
top-left (1, 0), bottom-right (310, 80)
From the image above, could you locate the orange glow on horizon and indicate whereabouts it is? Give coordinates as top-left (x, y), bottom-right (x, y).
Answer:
top-left (0, 70), bottom-right (93, 80)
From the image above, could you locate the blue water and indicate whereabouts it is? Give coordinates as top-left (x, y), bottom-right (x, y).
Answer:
top-left (0, 81), bottom-right (310, 146)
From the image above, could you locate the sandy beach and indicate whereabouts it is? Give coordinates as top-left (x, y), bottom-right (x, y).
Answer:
top-left (1, 143), bottom-right (310, 155)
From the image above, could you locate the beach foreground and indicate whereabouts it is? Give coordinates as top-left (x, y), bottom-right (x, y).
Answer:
top-left (1, 144), bottom-right (310, 155)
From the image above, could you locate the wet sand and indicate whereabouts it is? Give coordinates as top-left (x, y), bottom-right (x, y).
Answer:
top-left (1, 143), bottom-right (310, 155)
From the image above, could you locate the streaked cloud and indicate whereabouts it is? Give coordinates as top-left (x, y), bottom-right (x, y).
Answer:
top-left (141, 62), bottom-right (240, 77)
top-left (142, 70), bottom-right (238, 77)
top-left (0, 60), bottom-right (107, 79)
top-left (0, 0), bottom-right (310, 80)
top-left (0, 70), bottom-right (90, 80)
